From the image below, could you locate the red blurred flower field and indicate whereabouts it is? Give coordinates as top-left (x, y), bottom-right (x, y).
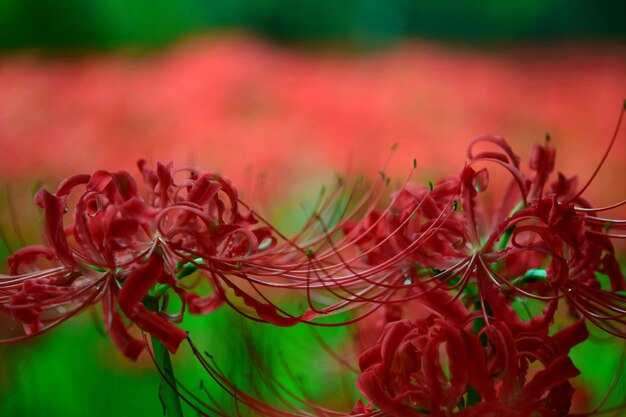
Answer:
top-left (0, 36), bottom-right (624, 211)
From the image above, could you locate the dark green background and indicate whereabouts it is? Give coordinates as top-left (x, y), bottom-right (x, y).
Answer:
top-left (0, 0), bottom-right (625, 51)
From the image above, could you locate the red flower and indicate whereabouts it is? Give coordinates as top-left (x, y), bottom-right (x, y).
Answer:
top-left (336, 129), bottom-right (626, 339)
top-left (356, 314), bottom-right (587, 417)
top-left (460, 135), bottom-right (626, 337)
top-left (0, 161), bottom-right (278, 359)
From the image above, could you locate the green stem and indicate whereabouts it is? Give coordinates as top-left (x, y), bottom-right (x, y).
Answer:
top-left (151, 334), bottom-right (184, 417)
top-left (145, 298), bottom-right (185, 417)
top-left (143, 259), bottom-right (201, 416)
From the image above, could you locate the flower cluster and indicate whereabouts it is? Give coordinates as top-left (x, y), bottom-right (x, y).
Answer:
top-left (337, 131), bottom-right (625, 416)
top-left (1, 118), bottom-right (625, 416)
top-left (356, 292), bottom-right (587, 417)
top-left (1, 161), bottom-right (278, 359)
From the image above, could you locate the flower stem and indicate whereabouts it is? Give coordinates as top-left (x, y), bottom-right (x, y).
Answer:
top-left (151, 334), bottom-right (185, 417)
top-left (145, 297), bottom-right (185, 417)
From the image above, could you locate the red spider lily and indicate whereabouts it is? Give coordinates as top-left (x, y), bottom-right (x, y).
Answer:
top-left (342, 177), bottom-right (466, 271)
top-left (0, 161), bottom-right (281, 359)
top-left (0, 157), bottom-right (396, 360)
top-left (0, 111), bottom-right (623, 417)
top-left (320, 105), bottom-right (626, 341)
top-left (162, 289), bottom-right (589, 417)
top-left (214, 121), bottom-right (624, 416)
top-left (172, 111), bottom-right (623, 417)
top-left (356, 312), bottom-right (587, 417)
top-left (452, 107), bottom-right (626, 337)
top-left (191, 111), bottom-right (626, 344)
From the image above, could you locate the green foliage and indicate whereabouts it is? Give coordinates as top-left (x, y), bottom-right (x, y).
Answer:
top-left (0, 305), bottom-right (356, 416)
top-left (0, 0), bottom-right (625, 51)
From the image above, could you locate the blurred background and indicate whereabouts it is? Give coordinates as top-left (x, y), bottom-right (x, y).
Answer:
top-left (0, 2), bottom-right (625, 416)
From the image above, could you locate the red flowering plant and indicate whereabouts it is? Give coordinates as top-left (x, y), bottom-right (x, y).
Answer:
top-left (335, 128), bottom-right (625, 336)
top-left (315, 110), bottom-right (626, 336)
top-left (333, 112), bottom-right (626, 415)
top-left (158, 107), bottom-right (625, 417)
top-left (177, 288), bottom-right (592, 417)
top-left (0, 106), bottom-right (625, 417)
top-left (0, 160), bottom-right (281, 359)
top-left (355, 290), bottom-right (587, 417)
